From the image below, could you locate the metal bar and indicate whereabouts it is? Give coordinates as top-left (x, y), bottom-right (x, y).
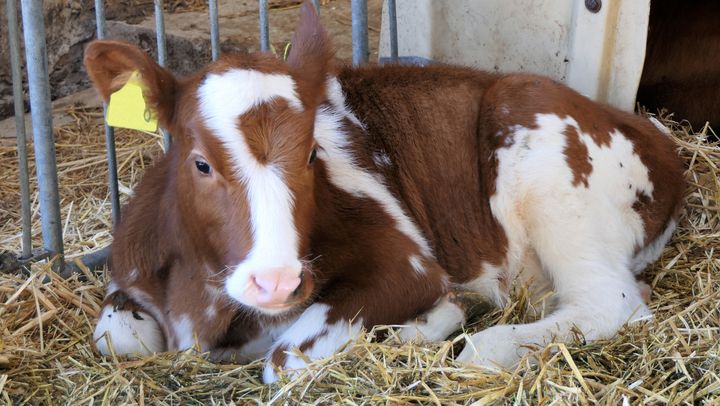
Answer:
top-left (20, 0), bottom-right (64, 270)
top-left (154, 0), bottom-right (171, 150)
top-left (259, 0), bottom-right (269, 52)
top-left (78, 246), bottom-right (111, 270)
top-left (154, 0), bottom-right (168, 66)
top-left (94, 0), bottom-right (121, 226)
top-left (7, 0), bottom-right (32, 259)
top-left (388, 0), bottom-right (398, 61)
top-left (94, 0), bottom-right (106, 39)
top-left (312, 0), bottom-right (320, 14)
top-left (209, 0), bottom-right (220, 60)
top-left (351, 0), bottom-right (369, 65)
top-left (0, 249), bottom-right (51, 274)
top-left (60, 246), bottom-right (111, 279)
top-left (2, 246), bottom-right (109, 279)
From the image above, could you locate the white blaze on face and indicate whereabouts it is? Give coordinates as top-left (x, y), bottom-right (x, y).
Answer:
top-left (197, 69), bottom-right (304, 306)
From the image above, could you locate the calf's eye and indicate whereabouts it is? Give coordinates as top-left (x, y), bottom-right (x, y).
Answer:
top-left (308, 148), bottom-right (318, 165)
top-left (195, 160), bottom-right (211, 174)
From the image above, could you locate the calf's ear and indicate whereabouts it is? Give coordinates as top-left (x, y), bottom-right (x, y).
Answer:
top-left (286, 1), bottom-right (335, 109)
top-left (84, 40), bottom-right (177, 127)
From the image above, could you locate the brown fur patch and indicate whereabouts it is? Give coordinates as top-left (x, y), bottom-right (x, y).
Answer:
top-left (621, 122), bottom-right (686, 245)
top-left (104, 290), bottom-right (145, 314)
top-left (238, 99), bottom-right (312, 166)
top-left (298, 333), bottom-right (323, 353)
top-left (271, 344), bottom-right (289, 369)
top-left (563, 126), bottom-right (593, 187)
top-left (337, 65), bottom-right (509, 279)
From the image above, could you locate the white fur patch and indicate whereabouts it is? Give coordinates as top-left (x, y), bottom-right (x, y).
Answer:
top-left (489, 113), bottom-right (654, 278)
top-left (198, 69), bottom-right (304, 306)
top-left (199, 69), bottom-right (302, 113)
top-left (630, 219), bottom-right (678, 273)
top-left (172, 314), bottom-right (196, 350)
top-left (94, 305), bottom-right (164, 356)
top-left (398, 296), bottom-right (465, 342)
top-left (326, 77), bottom-right (363, 128)
top-left (463, 262), bottom-right (507, 307)
top-left (240, 318), bottom-right (296, 361)
top-left (457, 112), bottom-right (658, 370)
top-left (314, 86), bottom-right (433, 259)
top-left (263, 303), bottom-right (363, 383)
top-left (408, 255), bottom-right (425, 275)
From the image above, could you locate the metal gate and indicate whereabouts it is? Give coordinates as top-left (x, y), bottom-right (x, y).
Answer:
top-left (4, 0), bottom-right (400, 276)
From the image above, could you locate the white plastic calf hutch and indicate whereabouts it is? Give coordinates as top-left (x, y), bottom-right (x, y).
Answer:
top-left (379, 0), bottom-right (650, 112)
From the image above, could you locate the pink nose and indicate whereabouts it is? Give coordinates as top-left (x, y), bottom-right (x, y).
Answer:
top-left (251, 269), bottom-right (302, 306)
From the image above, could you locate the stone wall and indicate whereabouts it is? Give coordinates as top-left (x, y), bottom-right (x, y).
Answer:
top-left (0, 0), bottom-right (154, 120)
top-left (0, 0), bottom-right (382, 121)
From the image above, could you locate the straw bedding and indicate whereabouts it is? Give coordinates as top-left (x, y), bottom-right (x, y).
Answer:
top-left (0, 107), bottom-right (718, 404)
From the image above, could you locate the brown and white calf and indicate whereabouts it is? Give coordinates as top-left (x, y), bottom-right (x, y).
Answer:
top-left (88, 2), bottom-right (684, 383)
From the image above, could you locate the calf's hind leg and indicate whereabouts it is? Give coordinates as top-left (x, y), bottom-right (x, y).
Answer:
top-left (458, 195), bottom-right (651, 368)
top-left (456, 261), bottom-right (649, 369)
top-left (456, 111), bottom-right (669, 369)
top-left (93, 290), bottom-right (165, 356)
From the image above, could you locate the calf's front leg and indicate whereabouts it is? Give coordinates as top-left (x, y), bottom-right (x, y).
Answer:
top-left (262, 260), bottom-right (456, 383)
top-left (93, 289), bottom-right (165, 356)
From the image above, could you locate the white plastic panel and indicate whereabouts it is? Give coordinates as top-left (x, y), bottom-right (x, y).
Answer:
top-left (379, 0), bottom-right (650, 111)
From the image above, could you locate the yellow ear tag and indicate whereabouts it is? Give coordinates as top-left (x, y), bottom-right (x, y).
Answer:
top-left (106, 71), bottom-right (158, 132)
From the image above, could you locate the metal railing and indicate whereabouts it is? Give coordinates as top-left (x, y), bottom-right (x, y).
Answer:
top-left (4, 0), bottom-right (399, 276)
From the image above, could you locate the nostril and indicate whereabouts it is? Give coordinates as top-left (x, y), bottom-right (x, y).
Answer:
top-left (251, 276), bottom-right (261, 293)
top-left (252, 274), bottom-right (277, 294)
top-left (276, 275), bottom-right (301, 293)
top-left (291, 270), bottom-right (305, 296)
top-left (249, 269), bottom-right (303, 306)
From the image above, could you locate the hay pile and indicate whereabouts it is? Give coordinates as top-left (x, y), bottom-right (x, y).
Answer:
top-left (0, 107), bottom-right (718, 404)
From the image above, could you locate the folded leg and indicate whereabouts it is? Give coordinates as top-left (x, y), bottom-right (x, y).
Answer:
top-left (263, 259), bottom-right (449, 383)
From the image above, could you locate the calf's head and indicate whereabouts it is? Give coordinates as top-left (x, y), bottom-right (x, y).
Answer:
top-left (84, 2), bottom-right (333, 314)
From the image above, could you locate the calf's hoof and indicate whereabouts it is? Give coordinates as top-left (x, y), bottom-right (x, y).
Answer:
top-left (455, 325), bottom-right (526, 371)
top-left (93, 296), bottom-right (165, 356)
